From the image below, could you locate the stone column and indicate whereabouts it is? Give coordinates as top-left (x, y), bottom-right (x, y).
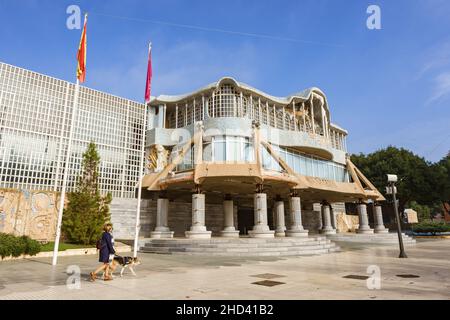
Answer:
top-left (286, 196), bottom-right (308, 237)
top-left (312, 202), bottom-right (323, 230)
top-left (150, 198), bottom-right (174, 238)
top-left (274, 200), bottom-right (286, 237)
top-left (248, 193), bottom-right (275, 238)
top-left (330, 205), bottom-right (337, 232)
top-left (373, 204), bottom-right (388, 233)
top-left (320, 202), bottom-right (336, 234)
top-left (185, 193), bottom-right (212, 239)
top-left (356, 202), bottom-right (374, 234)
top-left (220, 197), bottom-right (239, 238)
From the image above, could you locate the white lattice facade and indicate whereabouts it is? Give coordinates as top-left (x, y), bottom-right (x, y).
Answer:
top-left (0, 62), bottom-right (146, 198)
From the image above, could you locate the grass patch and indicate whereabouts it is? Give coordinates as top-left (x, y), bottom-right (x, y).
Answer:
top-left (41, 242), bottom-right (95, 252)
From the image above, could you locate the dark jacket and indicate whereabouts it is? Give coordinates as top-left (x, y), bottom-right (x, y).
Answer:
top-left (99, 232), bottom-right (115, 263)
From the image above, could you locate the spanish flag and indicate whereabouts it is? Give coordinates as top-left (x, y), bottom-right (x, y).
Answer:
top-left (76, 13), bottom-right (87, 83)
top-left (144, 43), bottom-right (152, 103)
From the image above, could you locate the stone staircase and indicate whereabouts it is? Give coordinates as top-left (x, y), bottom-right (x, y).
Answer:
top-left (326, 232), bottom-right (416, 245)
top-left (139, 236), bottom-right (340, 257)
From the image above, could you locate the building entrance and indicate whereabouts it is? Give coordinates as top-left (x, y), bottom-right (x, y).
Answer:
top-left (237, 207), bottom-right (253, 235)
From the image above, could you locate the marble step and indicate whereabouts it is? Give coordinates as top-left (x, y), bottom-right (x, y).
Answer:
top-left (147, 236), bottom-right (328, 244)
top-left (145, 239), bottom-right (332, 249)
top-left (142, 247), bottom-right (341, 257)
top-left (139, 235), bottom-right (341, 257)
top-left (184, 244), bottom-right (336, 252)
top-left (142, 242), bottom-right (337, 252)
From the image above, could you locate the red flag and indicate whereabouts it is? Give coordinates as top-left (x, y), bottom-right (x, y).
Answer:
top-left (76, 14), bottom-right (88, 83)
top-left (144, 43), bottom-right (152, 103)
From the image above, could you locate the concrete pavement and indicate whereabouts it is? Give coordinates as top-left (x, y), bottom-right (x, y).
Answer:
top-left (0, 239), bottom-right (449, 300)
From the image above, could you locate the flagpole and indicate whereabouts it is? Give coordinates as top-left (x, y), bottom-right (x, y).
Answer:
top-left (133, 43), bottom-right (151, 258)
top-left (52, 79), bottom-right (80, 266)
top-left (52, 12), bottom-right (86, 266)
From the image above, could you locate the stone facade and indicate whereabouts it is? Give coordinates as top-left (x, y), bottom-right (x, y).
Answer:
top-left (0, 189), bottom-right (148, 242)
top-left (0, 188), bottom-right (362, 241)
top-left (110, 198), bottom-right (152, 240)
top-left (110, 198), bottom-right (238, 239)
top-left (335, 213), bottom-right (360, 232)
top-left (0, 190), bottom-right (239, 241)
top-left (301, 210), bottom-right (321, 234)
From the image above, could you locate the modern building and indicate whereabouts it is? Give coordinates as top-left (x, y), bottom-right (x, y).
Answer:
top-left (143, 77), bottom-right (388, 240)
top-left (0, 61), bottom-right (146, 196)
top-left (0, 62), bottom-right (390, 245)
top-left (0, 62), bottom-right (146, 240)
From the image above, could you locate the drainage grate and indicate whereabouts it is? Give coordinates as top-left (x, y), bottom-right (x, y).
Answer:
top-left (343, 275), bottom-right (369, 280)
top-left (251, 273), bottom-right (286, 279)
top-left (396, 274), bottom-right (420, 278)
top-left (252, 280), bottom-right (285, 287)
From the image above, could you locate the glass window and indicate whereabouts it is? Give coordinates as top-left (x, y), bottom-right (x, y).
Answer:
top-left (306, 157), bottom-right (313, 176)
top-left (262, 146), bottom-right (281, 171)
top-left (202, 142), bottom-right (212, 162)
top-left (226, 137), bottom-right (241, 162)
top-left (244, 140), bottom-right (254, 162)
top-left (286, 152), bottom-right (294, 169)
top-left (213, 136), bottom-right (226, 161)
top-left (208, 135), bottom-right (254, 163)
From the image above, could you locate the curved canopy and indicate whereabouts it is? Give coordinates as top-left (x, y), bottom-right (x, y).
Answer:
top-left (149, 77), bottom-right (334, 122)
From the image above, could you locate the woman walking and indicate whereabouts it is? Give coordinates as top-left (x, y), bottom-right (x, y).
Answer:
top-left (90, 223), bottom-right (115, 281)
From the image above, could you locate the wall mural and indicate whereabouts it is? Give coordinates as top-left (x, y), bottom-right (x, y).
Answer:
top-left (0, 189), bottom-right (59, 242)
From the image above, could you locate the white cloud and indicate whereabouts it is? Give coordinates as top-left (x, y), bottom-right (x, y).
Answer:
top-left (416, 40), bottom-right (450, 78)
top-left (417, 40), bottom-right (450, 105)
top-left (427, 71), bottom-right (450, 104)
top-left (153, 40), bottom-right (259, 95)
top-left (86, 40), bottom-right (260, 101)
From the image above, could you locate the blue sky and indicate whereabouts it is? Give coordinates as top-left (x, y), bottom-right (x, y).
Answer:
top-left (1, 0), bottom-right (449, 162)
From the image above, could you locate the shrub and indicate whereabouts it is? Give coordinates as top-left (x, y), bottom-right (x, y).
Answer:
top-left (0, 233), bottom-right (42, 259)
top-left (9, 235), bottom-right (26, 257)
top-left (408, 201), bottom-right (431, 222)
top-left (412, 220), bottom-right (450, 234)
top-left (21, 236), bottom-right (41, 256)
top-left (0, 233), bottom-right (12, 259)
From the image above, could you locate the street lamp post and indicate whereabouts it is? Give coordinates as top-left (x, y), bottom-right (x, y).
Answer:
top-left (387, 174), bottom-right (407, 258)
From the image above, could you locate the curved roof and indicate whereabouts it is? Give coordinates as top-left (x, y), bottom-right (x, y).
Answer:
top-left (150, 76), bottom-right (329, 107)
top-left (148, 77), bottom-right (349, 132)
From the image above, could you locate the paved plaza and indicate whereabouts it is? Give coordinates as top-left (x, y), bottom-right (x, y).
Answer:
top-left (0, 239), bottom-right (449, 300)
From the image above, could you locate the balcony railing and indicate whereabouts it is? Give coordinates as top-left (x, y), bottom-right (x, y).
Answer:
top-left (165, 84), bottom-right (347, 151)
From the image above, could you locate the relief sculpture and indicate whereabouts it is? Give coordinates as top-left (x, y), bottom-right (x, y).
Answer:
top-left (148, 144), bottom-right (169, 173)
top-left (0, 189), bottom-right (58, 241)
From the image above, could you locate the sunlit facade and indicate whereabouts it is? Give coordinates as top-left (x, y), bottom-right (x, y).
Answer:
top-left (0, 63), bottom-right (388, 241)
top-left (144, 77), bottom-right (386, 239)
top-left (0, 62), bottom-right (146, 198)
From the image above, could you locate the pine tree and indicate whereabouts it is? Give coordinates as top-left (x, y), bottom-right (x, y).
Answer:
top-left (62, 142), bottom-right (112, 245)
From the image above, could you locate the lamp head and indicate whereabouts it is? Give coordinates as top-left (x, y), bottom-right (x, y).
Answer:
top-left (387, 174), bottom-right (398, 183)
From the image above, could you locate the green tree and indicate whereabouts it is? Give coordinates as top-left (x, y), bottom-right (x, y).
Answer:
top-left (436, 153), bottom-right (450, 201)
top-left (62, 142), bottom-right (112, 245)
top-left (351, 146), bottom-right (441, 210)
top-left (408, 201), bottom-right (431, 222)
